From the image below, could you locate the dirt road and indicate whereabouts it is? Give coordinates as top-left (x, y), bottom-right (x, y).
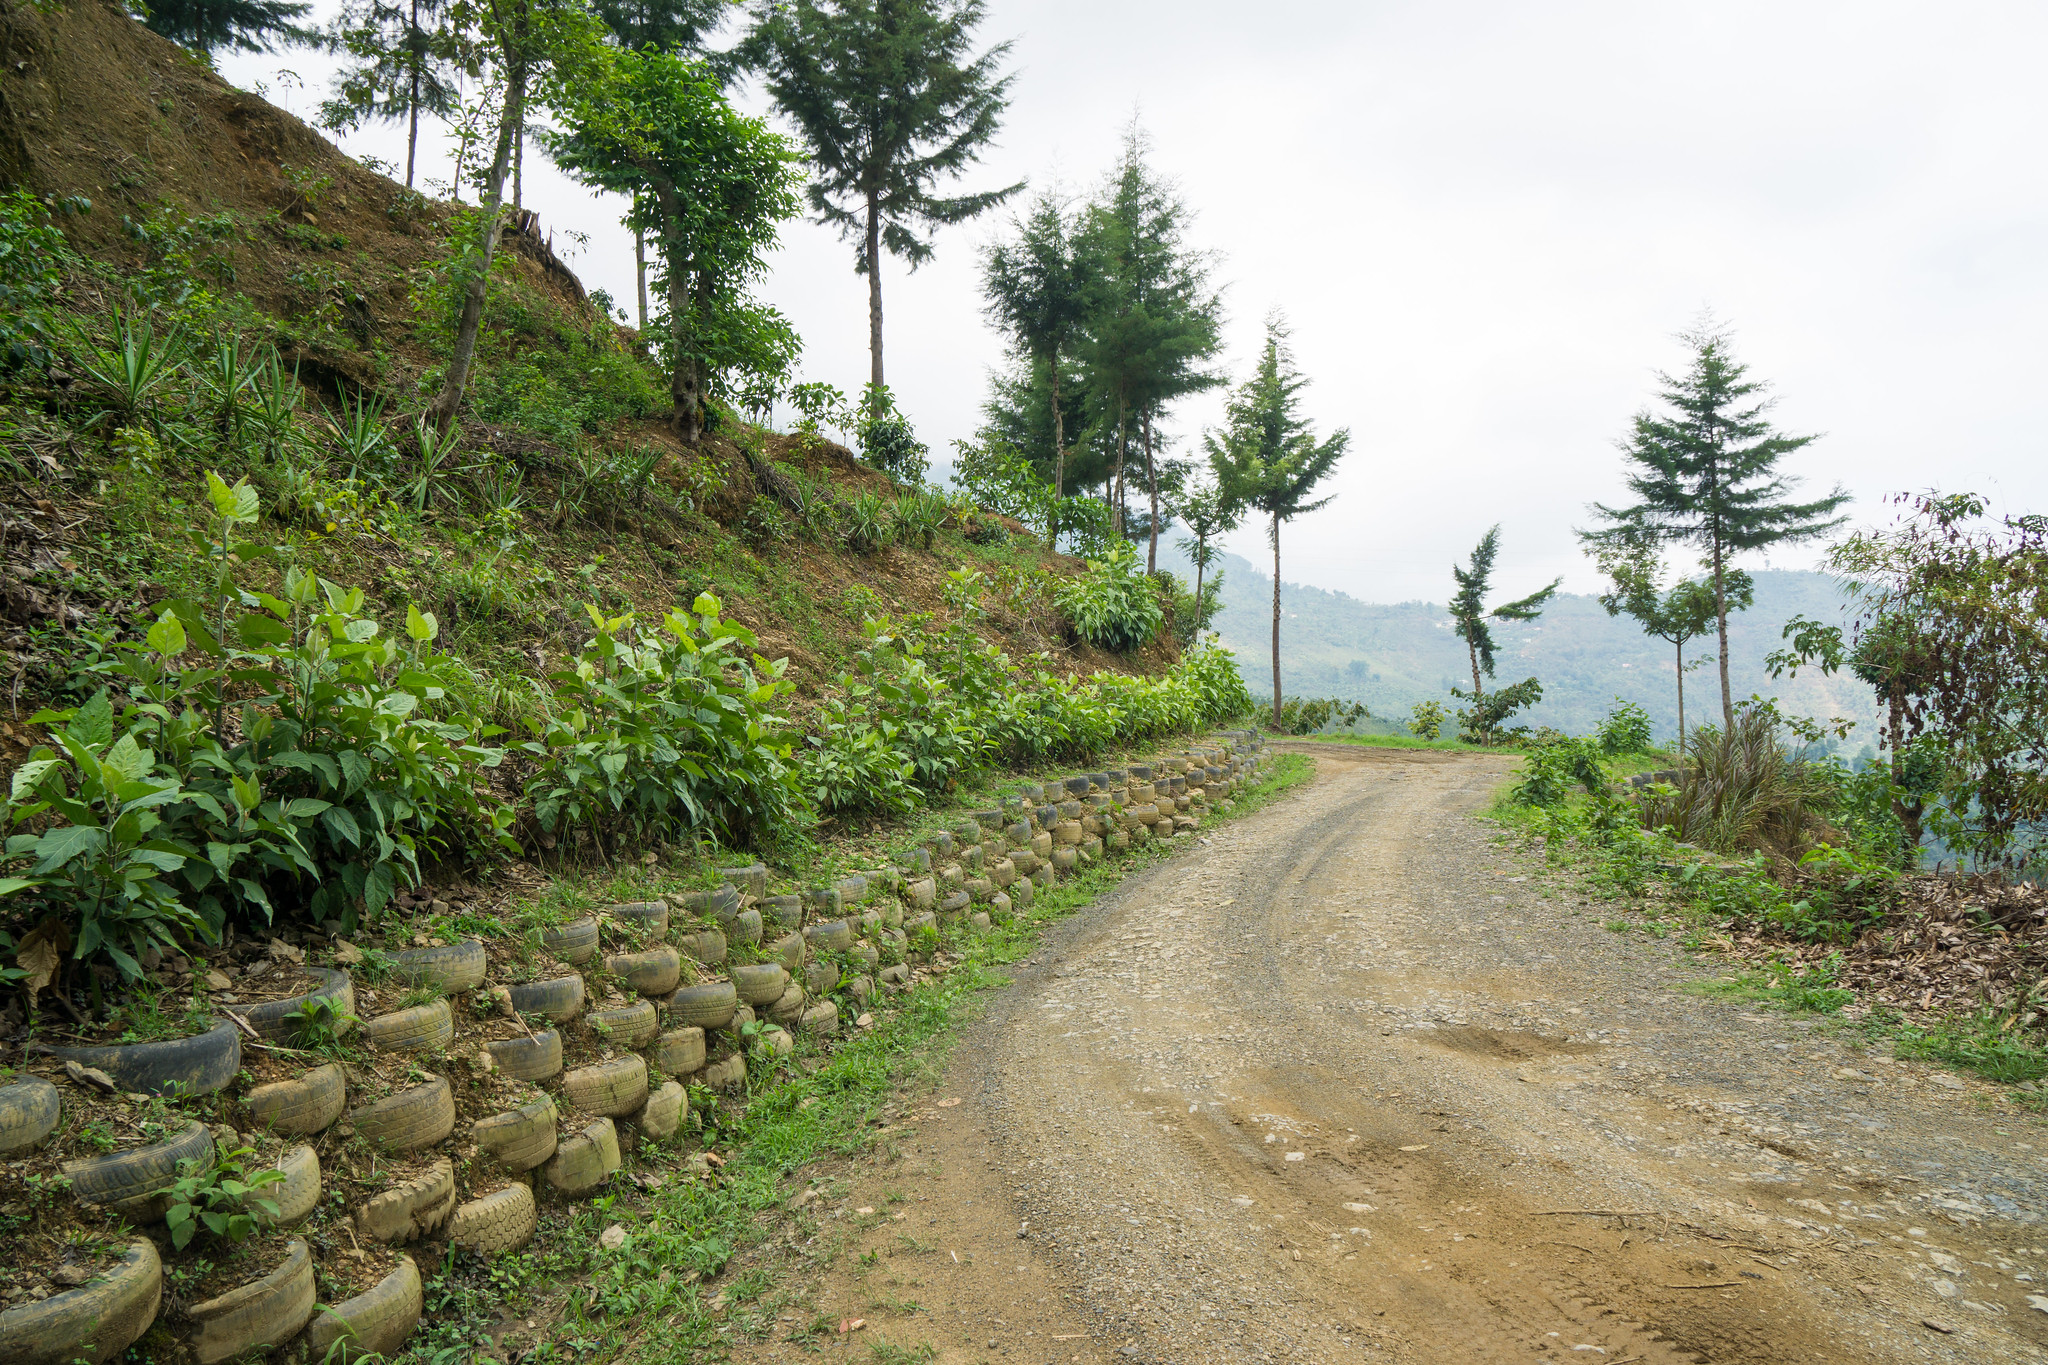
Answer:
top-left (742, 746), bottom-right (2048, 1364)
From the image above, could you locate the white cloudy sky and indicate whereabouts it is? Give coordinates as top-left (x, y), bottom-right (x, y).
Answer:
top-left (224, 0), bottom-right (2048, 605)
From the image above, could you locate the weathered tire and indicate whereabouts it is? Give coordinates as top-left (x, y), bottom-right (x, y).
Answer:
top-left (730, 962), bottom-right (789, 1006)
top-left (254, 1144), bottom-right (321, 1228)
top-left (305, 1255), bottom-right (421, 1363)
top-left (185, 1237), bottom-right (315, 1365)
top-left (545, 1118), bottom-right (621, 1195)
top-left (676, 885), bottom-right (739, 921)
top-left (390, 941), bottom-right (487, 992)
top-left (1052, 846), bottom-right (1079, 874)
top-left (38, 1021), bottom-right (241, 1098)
top-left (665, 981), bottom-right (737, 1030)
top-left (605, 945), bottom-right (681, 996)
top-left (721, 863), bottom-right (768, 899)
top-left (905, 875), bottom-right (937, 909)
top-left (803, 960), bottom-right (840, 997)
top-left (967, 911), bottom-right (993, 934)
top-left (64, 1121), bottom-right (211, 1219)
top-left (484, 1029), bottom-right (563, 1081)
top-left (766, 931), bottom-right (805, 970)
top-left (903, 910), bottom-right (938, 936)
top-left (355, 1159), bottom-right (455, 1243)
top-left (804, 919), bottom-right (854, 953)
top-left (803, 886), bottom-right (842, 918)
top-left (964, 876), bottom-right (993, 903)
top-left (448, 1185), bottom-right (536, 1255)
top-left (243, 1062), bottom-right (346, 1136)
top-left (701, 1053), bottom-right (747, 1090)
top-left (799, 1000), bottom-right (840, 1034)
top-left (634, 1080), bottom-right (686, 1140)
top-left (238, 968), bottom-right (354, 1042)
top-left (604, 900), bottom-right (669, 939)
top-left (586, 999), bottom-right (659, 1049)
top-left (362, 998), bottom-right (454, 1054)
top-left (0, 1075), bottom-right (61, 1154)
top-left (541, 917), bottom-right (599, 965)
top-left (676, 926), bottom-right (726, 967)
top-left (563, 1056), bottom-right (649, 1118)
top-left (833, 874), bottom-right (868, 906)
top-left (650, 1027), bottom-right (705, 1077)
top-left (507, 973), bottom-right (584, 1022)
top-left (349, 1077), bottom-right (455, 1153)
top-left (938, 890), bottom-right (970, 918)
top-left (730, 907), bottom-right (763, 946)
top-left (474, 1096), bottom-right (557, 1174)
top-left (0, 1238), bottom-right (161, 1365)
top-left (765, 983), bottom-right (808, 1025)
top-left (760, 894), bottom-right (803, 928)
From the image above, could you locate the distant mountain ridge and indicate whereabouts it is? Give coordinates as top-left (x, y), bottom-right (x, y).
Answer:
top-left (1167, 548), bottom-right (1880, 746)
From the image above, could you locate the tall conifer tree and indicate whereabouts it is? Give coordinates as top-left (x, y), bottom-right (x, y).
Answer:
top-left (322, 0), bottom-right (465, 188)
top-left (143, 0), bottom-right (310, 58)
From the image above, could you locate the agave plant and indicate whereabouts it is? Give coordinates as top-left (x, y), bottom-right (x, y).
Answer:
top-left (324, 388), bottom-right (391, 471)
top-left (73, 306), bottom-right (186, 425)
top-left (892, 490), bottom-right (946, 551)
top-left (844, 491), bottom-right (891, 553)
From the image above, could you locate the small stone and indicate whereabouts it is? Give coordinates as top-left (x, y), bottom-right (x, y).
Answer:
top-left (1922, 1318), bottom-right (1955, 1334)
top-left (49, 1264), bottom-right (89, 1287)
top-left (203, 969), bottom-right (232, 990)
top-left (599, 1224), bottom-right (627, 1250)
top-left (332, 939), bottom-right (364, 965)
top-left (64, 1061), bottom-right (119, 1094)
top-left (855, 1012), bottom-right (875, 1028)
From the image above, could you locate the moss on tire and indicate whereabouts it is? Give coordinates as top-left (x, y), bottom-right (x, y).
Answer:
top-left (0, 1238), bottom-right (160, 1365)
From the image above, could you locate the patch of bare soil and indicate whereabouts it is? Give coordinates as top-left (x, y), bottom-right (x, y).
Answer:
top-left (737, 745), bottom-right (2048, 1365)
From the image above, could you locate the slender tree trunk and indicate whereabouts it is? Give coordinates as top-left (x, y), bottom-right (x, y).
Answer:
top-left (1049, 358), bottom-right (1064, 550)
top-left (634, 225), bottom-right (648, 330)
top-left (1887, 686), bottom-right (1923, 854)
top-left (865, 191), bottom-right (884, 397)
top-left (405, 0), bottom-right (421, 189)
top-left (1467, 636), bottom-right (1486, 744)
top-left (1674, 637), bottom-right (1686, 757)
top-left (1710, 532), bottom-right (1734, 731)
top-left (1270, 511), bottom-right (1283, 729)
top-left (1143, 407), bottom-right (1159, 574)
top-left (428, 50), bottom-right (525, 432)
top-left (1193, 535), bottom-right (1205, 605)
top-left (1111, 388), bottom-right (1127, 536)
top-left (513, 123), bottom-right (523, 210)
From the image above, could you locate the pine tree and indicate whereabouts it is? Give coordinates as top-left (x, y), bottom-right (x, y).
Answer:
top-left (1206, 315), bottom-right (1349, 728)
top-left (745, 0), bottom-right (1020, 395)
top-left (1447, 526), bottom-right (1559, 744)
top-left (1591, 532), bottom-right (1752, 752)
top-left (1582, 320), bottom-right (1849, 729)
top-left (981, 187), bottom-right (1087, 537)
top-left (321, 0), bottom-right (465, 188)
top-left (1174, 474), bottom-right (1241, 609)
top-left (144, 0), bottom-right (311, 58)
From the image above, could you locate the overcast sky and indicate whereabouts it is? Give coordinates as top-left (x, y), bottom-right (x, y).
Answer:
top-left (223, 0), bottom-right (2048, 605)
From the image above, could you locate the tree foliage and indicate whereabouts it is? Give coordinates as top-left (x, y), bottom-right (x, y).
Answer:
top-left (320, 0), bottom-right (467, 187)
top-left (139, 0), bottom-right (311, 57)
top-left (1590, 529), bottom-right (1751, 751)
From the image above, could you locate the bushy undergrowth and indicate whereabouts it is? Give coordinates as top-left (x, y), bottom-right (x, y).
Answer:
top-left (1057, 541), bottom-right (1165, 653)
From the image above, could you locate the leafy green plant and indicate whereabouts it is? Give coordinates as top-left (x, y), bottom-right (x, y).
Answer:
top-left (1512, 737), bottom-right (1609, 807)
top-left (855, 384), bottom-right (929, 484)
top-left (843, 492), bottom-right (891, 553)
top-left (323, 389), bottom-right (392, 470)
top-left (1274, 696), bottom-right (1369, 736)
top-left (1408, 701), bottom-right (1446, 741)
top-left (892, 489), bottom-right (946, 551)
top-left (72, 306), bottom-right (187, 426)
top-left (0, 189), bottom-right (85, 370)
top-left (157, 1148), bottom-right (285, 1251)
top-left (1056, 541), bottom-right (1163, 652)
top-left (405, 416), bottom-right (465, 511)
top-left (1595, 698), bottom-right (1655, 756)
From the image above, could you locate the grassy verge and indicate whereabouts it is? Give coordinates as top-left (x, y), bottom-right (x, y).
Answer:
top-left (1298, 732), bottom-right (1489, 753)
top-left (401, 752), bottom-right (1316, 1363)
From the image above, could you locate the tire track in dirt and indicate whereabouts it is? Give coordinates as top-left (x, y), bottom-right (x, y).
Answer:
top-left (737, 747), bottom-right (2048, 1365)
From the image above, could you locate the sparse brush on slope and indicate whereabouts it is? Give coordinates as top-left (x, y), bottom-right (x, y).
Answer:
top-left (1638, 707), bottom-right (1834, 862)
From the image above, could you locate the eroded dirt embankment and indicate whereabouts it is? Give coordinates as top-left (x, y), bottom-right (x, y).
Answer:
top-left (737, 746), bottom-right (2047, 1365)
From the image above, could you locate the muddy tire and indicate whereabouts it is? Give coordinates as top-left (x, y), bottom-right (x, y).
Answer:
top-left (765, 983), bottom-right (808, 1025)
top-left (730, 907), bottom-right (764, 946)
top-left (64, 1120), bottom-right (211, 1220)
top-left (676, 926), bottom-right (726, 967)
top-left (563, 1056), bottom-right (649, 1118)
top-left (0, 1237), bottom-right (160, 1365)
top-left (799, 1000), bottom-right (839, 1034)
top-left (803, 960), bottom-right (839, 997)
top-left (243, 1063), bottom-right (346, 1136)
top-left (449, 1184), bottom-right (538, 1255)
top-left (362, 998), bottom-right (455, 1054)
top-left (305, 1254), bottom-right (420, 1363)
top-left (605, 945), bottom-right (681, 996)
top-left (905, 876), bottom-right (937, 909)
top-left (939, 890), bottom-right (970, 918)
top-left (545, 1118), bottom-right (621, 1195)
top-left (484, 1029), bottom-right (563, 1081)
top-left (633, 1080), bottom-right (686, 1140)
top-left (730, 962), bottom-right (788, 1006)
top-left (390, 941), bottom-right (487, 992)
top-left (0, 1075), bottom-right (61, 1154)
top-left (721, 863), bottom-right (768, 899)
top-left (185, 1237), bottom-right (315, 1365)
top-left (650, 1026), bottom-right (705, 1077)
top-left (766, 931), bottom-right (805, 970)
top-left (702, 1053), bottom-right (747, 1090)
top-left (238, 968), bottom-right (354, 1042)
top-left (676, 885), bottom-right (740, 922)
top-left (355, 1159), bottom-right (455, 1243)
top-left (665, 981), bottom-right (737, 1030)
top-left (508, 973), bottom-right (585, 1022)
top-left (474, 1096), bottom-right (557, 1173)
top-left (350, 1077), bottom-right (455, 1153)
top-left (542, 917), bottom-right (599, 964)
top-left (604, 900), bottom-right (669, 939)
top-left (586, 999), bottom-right (659, 1049)
top-left (254, 1144), bottom-right (321, 1228)
top-left (803, 919), bottom-right (854, 953)
top-left (38, 1020), bottom-right (241, 1098)
top-left (760, 894), bottom-right (804, 929)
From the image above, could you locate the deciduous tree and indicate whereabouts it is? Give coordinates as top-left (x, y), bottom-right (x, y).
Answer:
top-left (1591, 531), bottom-right (1751, 753)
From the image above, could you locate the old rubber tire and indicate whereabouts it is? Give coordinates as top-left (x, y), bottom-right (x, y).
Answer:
top-left (541, 917), bottom-right (599, 964)
top-left (0, 1075), bottom-right (61, 1154)
top-left (804, 919), bottom-right (854, 953)
top-left (676, 926), bottom-right (726, 967)
top-left (349, 1077), bottom-right (455, 1153)
top-left (237, 968), bottom-right (354, 1042)
top-left (564, 1056), bottom-right (649, 1118)
top-left (507, 973), bottom-right (584, 1022)
top-left (254, 1144), bottom-right (321, 1228)
top-left (634, 1080), bottom-right (686, 1140)
top-left (544, 1118), bottom-right (621, 1195)
top-left (765, 982), bottom-right (807, 1025)
top-left (701, 1053), bottom-right (747, 1090)
top-left (474, 1096), bottom-right (557, 1173)
top-left (760, 894), bottom-right (803, 929)
top-left (766, 931), bottom-right (805, 970)
top-left (64, 1121), bottom-right (211, 1219)
top-left (354, 1159), bottom-right (455, 1243)
top-left (803, 960), bottom-right (839, 997)
top-left (185, 1237), bottom-right (315, 1365)
top-left (604, 900), bottom-right (669, 939)
top-left (38, 1021), bottom-right (241, 1098)
top-left (665, 981), bottom-right (737, 1030)
top-left (585, 999), bottom-right (658, 1049)
top-left (722, 863), bottom-right (768, 899)
top-left (676, 884), bottom-right (739, 921)
top-left (605, 945), bottom-right (681, 996)
top-left (799, 1000), bottom-right (840, 1034)
top-left (484, 1029), bottom-right (563, 1081)
top-left (731, 907), bottom-right (763, 946)
top-left (730, 962), bottom-right (788, 1006)
top-left (304, 1255), bottom-right (421, 1363)
top-left (650, 1026), bottom-right (705, 1077)
top-left (448, 1185), bottom-right (537, 1255)
top-left (243, 1063), bottom-right (346, 1136)
top-left (362, 998), bottom-right (454, 1053)
top-left (0, 1238), bottom-right (161, 1365)
top-left (939, 890), bottom-right (970, 918)
top-left (389, 941), bottom-right (487, 992)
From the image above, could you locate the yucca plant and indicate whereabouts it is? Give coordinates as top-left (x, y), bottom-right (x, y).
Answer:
top-left (324, 388), bottom-right (391, 471)
top-left (892, 490), bottom-right (946, 551)
top-left (844, 491), bottom-right (891, 553)
top-left (198, 331), bottom-right (260, 439)
top-left (1637, 707), bottom-right (1833, 862)
top-left (73, 306), bottom-right (186, 425)
top-left (406, 416), bottom-right (465, 513)
top-left (249, 349), bottom-right (304, 462)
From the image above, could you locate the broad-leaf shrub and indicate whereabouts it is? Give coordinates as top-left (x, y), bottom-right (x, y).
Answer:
top-left (521, 597), bottom-right (802, 852)
top-left (1057, 541), bottom-right (1165, 652)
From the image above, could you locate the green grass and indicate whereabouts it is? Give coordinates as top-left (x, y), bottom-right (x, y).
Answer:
top-left (1895, 1009), bottom-right (2048, 1086)
top-left (1680, 963), bottom-right (1854, 1015)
